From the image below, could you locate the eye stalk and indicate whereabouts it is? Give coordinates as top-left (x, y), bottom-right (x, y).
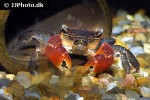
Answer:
top-left (95, 28), bottom-right (103, 37)
top-left (61, 24), bottom-right (69, 33)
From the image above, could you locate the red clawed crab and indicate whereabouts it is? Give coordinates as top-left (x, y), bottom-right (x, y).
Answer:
top-left (12, 24), bottom-right (139, 75)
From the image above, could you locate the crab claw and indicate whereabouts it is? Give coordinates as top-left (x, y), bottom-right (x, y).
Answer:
top-left (81, 43), bottom-right (114, 75)
top-left (45, 35), bottom-right (71, 71)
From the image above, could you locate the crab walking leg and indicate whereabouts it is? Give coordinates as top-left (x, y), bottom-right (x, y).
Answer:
top-left (112, 45), bottom-right (140, 73)
top-left (28, 47), bottom-right (40, 75)
top-left (126, 50), bottom-right (140, 72)
top-left (82, 43), bottom-right (114, 75)
top-left (45, 35), bottom-right (72, 71)
top-left (12, 30), bottom-right (48, 58)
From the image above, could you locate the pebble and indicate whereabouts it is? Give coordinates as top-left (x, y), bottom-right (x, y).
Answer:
top-left (143, 42), bottom-right (150, 54)
top-left (65, 93), bottom-right (80, 100)
top-left (112, 26), bottom-right (124, 35)
top-left (135, 33), bottom-right (147, 42)
top-left (130, 46), bottom-right (145, 56)
top-left (58, 76), bottom-right (74, 88)
top-left (2, 93), bottom-right (13, 100)
top-left (0, 89), bottom-right (4, 95)
top-left (137, 77), bottom-right (150, 86)
top-left (114, 71), bottom-right (125, 82)
top-left (5, 74), bottom-right (15, 80)
top-left (123, 74), bottom-right (136, 87)
top-left (101, 94), bottom-right (122, 100)
top-left (25, 90), bottom-right (41, 99)
top-left (77, 97), bottom-right (84, 100)
top-left (0, 72), bottom-right (6, 77)
top-left (141, 21), bottom-right (150, 27)
top-left (99, 78), bottom-right (109, 86)
top-left (125, 89), bottom-right (140, 100)
top-left (118, 20), bottom-right (131, 26)
top-left (0, 73), bottom-right (6, 79)
top-left (82, 76), bottom-right (92, 86)
top-left (137, 54), bottom-right (150, 67)
top-left (122, 24), bottom-right (130, 30)
top-left (134, 13), bottom-right (145, 22)
top-left (49, 75), bottom-right (59, 85)
top-left (99, 88), bottom-right (106, 95)
top-left (126, 14), bottom-right (134, 21)
top-left (91, 84), bottom-right (100, 94)
top-left (15, 73), bottom-right (32, 88)
top-left (140, 86), bottom-right (150, 97)
top-left (139, 70), bottom-right (149, 77)
top-left (0, 78), bottom-right (11, 88)
top-left (121, 36), bottom-right (134, 43)
top-left (107, 82), bottom-right (117, 91)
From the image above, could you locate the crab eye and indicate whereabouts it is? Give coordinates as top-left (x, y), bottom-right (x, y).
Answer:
top-left (82, 40), bottom-right (88, 47)
top-left (61, 24), bottom-right (69, 33)
top-left (74, 40), bottom-right (79, 45)
top-left (95, 28), bottom-right (103, 36)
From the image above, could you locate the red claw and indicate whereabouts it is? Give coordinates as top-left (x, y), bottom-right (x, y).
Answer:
top-left (45, 35), bottom-right (71, 71)
top-left (83, 43), bottom-right (114, 75)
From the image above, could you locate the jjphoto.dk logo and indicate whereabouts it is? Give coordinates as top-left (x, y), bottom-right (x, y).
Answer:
top-left (4, 2), bottom-right (44, 8)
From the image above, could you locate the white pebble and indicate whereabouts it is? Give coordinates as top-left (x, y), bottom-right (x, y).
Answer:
top-left (139, 70), bottom-right (148, 77)
top-left (0, 72), bottom-right (6, 77)
top-left (78, 97), bottom-right (84, 100)
top-left (143, 43), bottom-right (150, 54)
top-left (121, 37), bottom-right (134, 43)
top-left (6, 74), bottom-right (15, 80)
top-left (0, 89), bottom-right (4, 95)
top-left (49, 75), bottom-right (59, 85)
top-left (82, 76), bottom-right (92, 86)
top-left (15, 74), bottom-right (32, 88)
top-left (112, 26), bottom-right (123, 35)
top-left (107, 82), bottom-right (117, 91)
top-left (134, 13), bottom-right (145, 22)
top-left (126, 14), bottom-right (134, 21)
top-left (130, 46), bottom-right (145, 56)
top-left (141, 86), bottom-right (150, 97)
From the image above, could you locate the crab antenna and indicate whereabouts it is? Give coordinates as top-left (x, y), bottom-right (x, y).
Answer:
top-left (95, 28), bottom-right (103, 36)
top-left (62, 24), bottom-right (69, 32)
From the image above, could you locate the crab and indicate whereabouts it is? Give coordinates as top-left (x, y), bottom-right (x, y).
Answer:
top-left (12, 24), bottom-right (140, 75)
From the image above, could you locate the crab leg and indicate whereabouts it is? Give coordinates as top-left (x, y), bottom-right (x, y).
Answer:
top-left (45, 35), bottom-right (71, 71)
top-left (28, 47), bottom-right (39, 75)
top-left (112, 45), bottom-right (140, 73)
top-left (12, 30), bottom-right (49, 58)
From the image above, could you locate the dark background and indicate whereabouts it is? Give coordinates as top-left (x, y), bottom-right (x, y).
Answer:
top-left (6, 0), bottom-right (150, 43)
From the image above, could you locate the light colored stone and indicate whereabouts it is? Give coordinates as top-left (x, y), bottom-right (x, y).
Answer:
top-left (126, 14), bottom-right (134, 21)
top-left (82, 76), bottom-right (92, 86)
top-left (112, 26), bottom-right (123, 35)
top-left (134, 13), bottom-right (145, 22)
top-left (121, 36), bottom-right (134, 43)
top-left (122, 24), bottom-right (130, 30)
top-left (143, 42), bottom-right (150, 54)
top-left (49, 75), bottom-right (59, 85)
top-left (130, 46), bottom-right (145, 56)
top-left (2, 93), bottom-right (13, 100)
top-left (141, 86), bottom-right (150, 97)
top-left (15, 72), bottom-right (32, 88)
top-left (135, 33), bottom-right (147, 42)
top-left (125, 89), bottom-right (140, 100)
top-left (0, 89), bottom-right (4, 95)
top-left (107, 82), bottom-right (117, 91)
top-left (6, 74), bottom-right (15, 80)
top-left (0, 72), bottom-right (6, 77)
